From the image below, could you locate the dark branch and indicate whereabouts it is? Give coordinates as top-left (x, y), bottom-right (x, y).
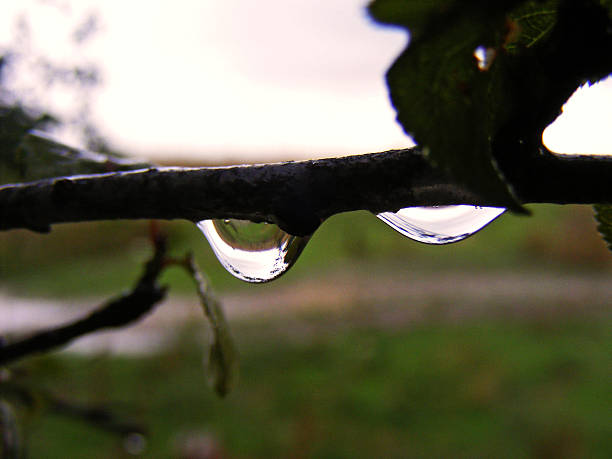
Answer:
top-left (49, 397), bottom-right (145, 436)
top-left (1, 146), bottom-right (611, 236)
top-left (0, 238), bottom-right (167, 366)
top-left (1, 381), bottom-right (145, 436)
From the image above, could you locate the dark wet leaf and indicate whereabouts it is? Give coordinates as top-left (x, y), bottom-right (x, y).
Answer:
top-left (1, 132), bottom-right (150, 185)
top-left (505, 3), bottom-right (558, 51)
top-left (594, 204), bottom-right (612, 251)
top-left (369, 0), bottom-right (528, 211)
top-left (185, 257), bottom-right (238, 397)
top-left (368, 0), bottom-right (611, 212)
top-left (0, 106), bottom-right (57, 184)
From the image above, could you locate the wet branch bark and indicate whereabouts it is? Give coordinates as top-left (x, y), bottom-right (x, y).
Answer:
top-left (1, 145), bottom-right (611, 236)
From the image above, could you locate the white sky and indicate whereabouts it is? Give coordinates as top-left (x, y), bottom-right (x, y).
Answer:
top-left (0, 0), bottom-right (611, 163)
top-left (542, 76), bottom-right (612, 155)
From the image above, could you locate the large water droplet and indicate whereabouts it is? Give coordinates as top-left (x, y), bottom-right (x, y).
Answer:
top-left (197, 219), bottom-right (310, 282)
top-left (377, 206), bottom-right (505, 244)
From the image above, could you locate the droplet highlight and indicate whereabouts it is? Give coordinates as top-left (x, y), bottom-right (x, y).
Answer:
top-left (197, 219), bottom-right (310, 283)
top-left (377, 205), bottom-right (505, 244)
top-left (473, 45), bottom-right (496, 71)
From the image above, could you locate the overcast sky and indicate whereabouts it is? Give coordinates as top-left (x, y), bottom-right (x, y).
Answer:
top-left (0, 0), bottom-right (610, 163)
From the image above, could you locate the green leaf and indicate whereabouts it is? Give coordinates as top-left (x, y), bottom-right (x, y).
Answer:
top-left (600, 0), bottom-right (612, 17)
top-left (369, 0), bottom-right (612, 213)
top-left (594, 204), bottom-right (612, 251)
top-left (368, 0), bottom-right (457, 36)
top-left (185, 257), bottom-right (238, 397)
top-left (1, 132), bottom-right (151, 185)
top-left (369, 0), bottom-right (530, 211)
top-left (505, 3), bottom-right (558, 51)
top-left (0, 106), bottom-right (56, 185)
top-left (370, 0), bottom-right (612, 212)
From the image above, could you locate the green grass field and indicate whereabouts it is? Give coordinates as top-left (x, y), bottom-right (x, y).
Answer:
top-left (10, 313), bottom-right (612, 458)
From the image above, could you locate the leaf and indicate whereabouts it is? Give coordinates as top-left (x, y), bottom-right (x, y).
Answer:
top-left (185, 257), bottom-right (238, 397)
top-left (370, 0), bottom-right (612, 212)
top-left (1, 131), bottom-right (150, 185)
top-left (369, 0), bottom-right (528, 211)
top-left (601, 0), bottom-right (612, 18)
top-left (594, 204), bottom-right (612, 251)
top-left (505, 3), bottom-right (557, 51)
top-left (0, 106), bottom-right (56, 185)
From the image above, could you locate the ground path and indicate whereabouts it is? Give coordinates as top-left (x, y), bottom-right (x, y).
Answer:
top-left (1, 269), bottom-right (610, 355)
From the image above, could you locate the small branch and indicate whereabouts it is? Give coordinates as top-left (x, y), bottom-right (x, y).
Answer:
top-left (0, 238), bottom-right (168, 366)
top-left (1, 146), bottom-right (612, 236)
top-left (0, 381), bottom-right (145, 436)
top-left (0, 400), bottom-right (19, 459)
top-left (48, 396), bottom-right (145, 436)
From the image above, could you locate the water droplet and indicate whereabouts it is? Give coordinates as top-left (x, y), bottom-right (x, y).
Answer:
top-left (474, 45), bottom-right (496, 71)
top-left (377, 205), bottom-right (505, 244)
top-left (197, 219), bottom-right (310, 282)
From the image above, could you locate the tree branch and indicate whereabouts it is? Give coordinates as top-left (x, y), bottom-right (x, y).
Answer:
top-left (1, 381), bottom-right (146, 437)
top-left (1, 379), bottom-right (147, 438)
top-left (1, 146), bottom-right (611, 236)
top-left (0, 237), bottom-right (167, 366)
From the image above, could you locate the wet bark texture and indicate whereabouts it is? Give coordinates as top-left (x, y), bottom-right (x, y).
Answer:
top-left (1, 146), bottom-right (611, 236)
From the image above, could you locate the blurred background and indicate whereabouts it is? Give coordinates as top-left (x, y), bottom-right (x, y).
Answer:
top-left (1, 1), bottom-right (611, 458)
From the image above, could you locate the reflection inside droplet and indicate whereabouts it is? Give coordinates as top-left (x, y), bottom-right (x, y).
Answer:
top-left (377, 205), bottom-right (505, 244)
top-left (473, 45), bottom-right (495, 71)
top-left (197, 219), bottom-right (310, 283)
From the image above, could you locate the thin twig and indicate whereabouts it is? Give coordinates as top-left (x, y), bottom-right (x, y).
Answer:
top-left (0, 381), bottom-right (145, 436)
top-left (0, 400), bottom-right (19, 459)
top-left (0, 237), bottom-right (168, 366)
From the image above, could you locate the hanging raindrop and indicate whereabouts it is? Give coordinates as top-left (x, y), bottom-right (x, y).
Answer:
top-left (197, 219), bottom-right (310, 282)
top-left (377, 205), bottom-right (505, 244)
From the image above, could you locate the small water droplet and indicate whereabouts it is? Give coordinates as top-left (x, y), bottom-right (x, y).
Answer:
top-left (197, 219), bottom-right (310, 282)
top-left (377, 205), bottom-right (505, 244)
top-left (474, 45), bottom-right (496, 71)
